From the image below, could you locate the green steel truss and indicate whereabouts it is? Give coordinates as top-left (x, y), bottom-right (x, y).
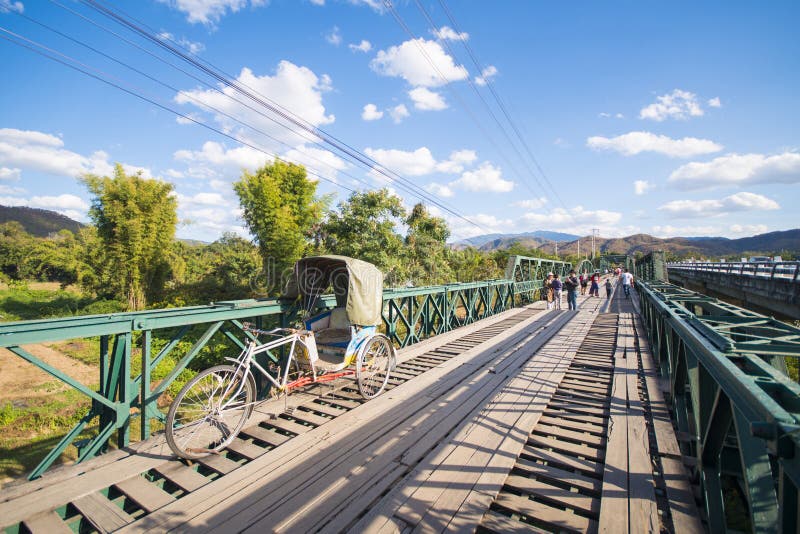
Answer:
top-left (0, 255), bottom-right (560, 479)
top-left (634, 250), bottom-right (668, 282)
top-left (638, 280), bottom-right (800, 532)
top-left (504, 255), bottom-right (575, 298)
top-left (599, 253), bottom-right (635, 273)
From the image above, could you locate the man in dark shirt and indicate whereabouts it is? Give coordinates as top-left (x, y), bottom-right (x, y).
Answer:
top-left (564, 269), bottom-right (580, 310)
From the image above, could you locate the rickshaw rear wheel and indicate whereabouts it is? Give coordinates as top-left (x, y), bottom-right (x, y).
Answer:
top-left (165, 365), bottom-right (256, 460)
top-left (356, 335), bottom-right (394, 399)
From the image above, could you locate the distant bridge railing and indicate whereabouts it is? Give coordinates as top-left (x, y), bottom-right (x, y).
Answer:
top-left (668, 261), bottom-right (800, 282)
top-left (638, 279), bottom-right (800, 531)
top-left (0, 255), bottom-right (564, 480)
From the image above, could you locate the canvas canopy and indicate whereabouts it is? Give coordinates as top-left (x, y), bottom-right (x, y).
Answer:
top-left (282, 255), bottom-right (384, 326)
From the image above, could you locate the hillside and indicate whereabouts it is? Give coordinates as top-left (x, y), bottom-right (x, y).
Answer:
top-left (471, 229), bottom-right (800, 258)
top-left (0, 205), bottom-right (83, 237)
top-left (456, 230), bottom-right (578, 249)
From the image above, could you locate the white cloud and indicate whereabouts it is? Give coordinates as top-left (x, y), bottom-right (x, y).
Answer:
top-left (348, 40), bottom-right (372, 53)
top-left (598, 112), bottom-right (611, 118)
top-left (435, 149), bottom-right (476, 174)
top-left (730, 224), bottom-right (768, 236)
top-left (450, 162), bottom-right (513, 193)
top-left (639, 89), bottom-right (704, 121)
top-left (364, 146), bottom-right (477, 179)
top-left (668, 152), bottom-right (800, 190)
top-left (0, 167), bottom-right (21, 181)
top-left (522, 206), bottom-right (622, 229)
top-left (177, 192), bottom-right (227, 206)
top-left (164, 169), bottom-right (185, 179)
top-left (157, 0), bottom-right (266, 26)
top-left (388, 104), bottom-right (409, 124)
top-left (587, 131), bottom-right (723, 158)
top-left (0, 194), bottom-right (90, 221)
top-left (512, 197), bottom-right (547, 209)
top-left (0, 0), bottom-right (24, 14)
top-left (408, 87), bottom-right (448, 111)
top-left (364, 147), bottom-right (436, 176)
top-left (425, 182), bottom-right (454, 198)
top-left (553, 138), bottom-right (570, 148)
top-left (309, 0), bottom-right (324, 5)
top-left (474, 65), bottom-right (497, 86)
top-left (361, 103), bottom-right (384, 121)
top-left (0, 128), bottom-right (150, 178)
top-left (325, 26), bottom-right (342, 46)
top-left (0, 184), bottom-right (25, 195)
top-left (708, 97), bottom-right (722, 108)
top-left (615, 113), bottom-right (624, 119)
top-left (432, 26), bottom-right (468, 41)
top-left (371, 38), bottom-right (469, 88)
top-left (157, 32), bottom-right (205, 54)
top-left (651, 224), bottom-right (720, 238)
top-left (175, 61), bottom-right (334, 148)
top-left (283, 145), bottom-right (348, 182)
top-left (658, 192), bottom-right (780, 218)
top-left (174, 141), bottom-right (269, 174)
top-left (634, 180), bottom-right (653, 195)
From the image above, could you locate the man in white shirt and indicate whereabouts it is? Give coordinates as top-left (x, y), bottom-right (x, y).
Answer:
top-left (620, 269), bottom-right (634, 299)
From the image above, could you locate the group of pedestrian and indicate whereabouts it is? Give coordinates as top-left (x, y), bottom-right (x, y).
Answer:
top-left (543, 266), bottom-right (636, 310)
top-left (543, 269), bottom-right (581, 311)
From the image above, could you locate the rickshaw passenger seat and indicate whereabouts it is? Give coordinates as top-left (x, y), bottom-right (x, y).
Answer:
top-left (314, 308), bottom-right (351, 348)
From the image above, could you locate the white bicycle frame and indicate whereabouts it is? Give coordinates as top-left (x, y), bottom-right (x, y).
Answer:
top-left (218, 328), bottom-right (309, 411)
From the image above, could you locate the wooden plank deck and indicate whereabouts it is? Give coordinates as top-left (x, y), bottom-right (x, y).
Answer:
top-left (0, 289), bottom-right (703, 533)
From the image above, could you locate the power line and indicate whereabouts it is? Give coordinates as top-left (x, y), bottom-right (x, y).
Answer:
top-left (409, 0), bottom-right (553, 199)
top-left (12, 10), bottom-right (393, 196)
top-left (383, 0), bottom-right (543, 200)
top-left (435, 0), bottom-right (569, 210)
top-left (0, 27), bottom-right (354, 194)
top-left (78, 0), bottom-right (487, 231)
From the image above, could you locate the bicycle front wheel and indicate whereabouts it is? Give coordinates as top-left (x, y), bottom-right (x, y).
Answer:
top-left (356, 335), bottom-right (394, 400)
top-left (165, 365), bottom-right (255, 459)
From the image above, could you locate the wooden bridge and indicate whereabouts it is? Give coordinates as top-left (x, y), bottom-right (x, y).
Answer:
top-left (3, 252), bottom-right (800, 533)
top-left (0, 283), bottom-right (703, 533)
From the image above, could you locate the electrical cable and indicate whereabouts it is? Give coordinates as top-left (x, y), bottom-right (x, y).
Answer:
top-left (0, 27), bottom-right (354, 194)
top-left (79, 0), bottom-right (487, 230)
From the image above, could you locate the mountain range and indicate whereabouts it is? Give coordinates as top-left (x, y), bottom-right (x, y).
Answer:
top-left (455, 229), bottom-right (800, 258)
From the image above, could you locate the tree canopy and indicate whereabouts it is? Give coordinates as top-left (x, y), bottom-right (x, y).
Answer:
top-left (234, 160), bottom-right (324, 293)
top-left (81, 165), bottom-right (177, 310)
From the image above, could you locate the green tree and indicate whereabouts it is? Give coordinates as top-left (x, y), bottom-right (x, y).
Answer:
top-left (233, 160), bottom-right (323, 293)
top-left (82, 165), bottom-right (177, 310)
top-left (405, 203), bottom-right (453, 284)
top-left (322, 189), bottom-right (407, 280)
top-left (450, 247), bottom-right (502, 282)
top-left (0, 221), bottom-right (33, 280)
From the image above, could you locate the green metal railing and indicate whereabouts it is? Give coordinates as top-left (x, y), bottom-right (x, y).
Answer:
top-left (636, 249), bottom-right (800, 531)
top-left (0, 255), bottom-right (565, 480)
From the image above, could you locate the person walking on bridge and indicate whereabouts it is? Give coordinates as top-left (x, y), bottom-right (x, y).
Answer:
top-left (589, 272), bottom-right (600, 297)
top-left (621, 268), bottom-right (634, 299)
top-left (544, 272), bottom-right (555, 310)
top-left (605, 277), bottom-right (613, 299)
top-left (565, 269), bottom-right (579, 310)
top-left (551, 274), bottom-right (563, 310)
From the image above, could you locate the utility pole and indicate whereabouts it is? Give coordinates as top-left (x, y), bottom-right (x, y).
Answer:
top-left (554, 240), bottom-right (558, 257)
top-left (591, 228), bottom-right (599, 259)
top-left (577, 238), bottom-right (580, 258)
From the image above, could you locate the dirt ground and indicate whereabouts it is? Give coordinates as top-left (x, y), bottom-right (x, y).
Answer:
top-left (0, 344), bottom-right (98, 403)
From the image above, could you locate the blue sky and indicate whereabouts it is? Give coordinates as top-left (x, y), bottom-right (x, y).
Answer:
top-left (0, 0), bottom-right (798, 242)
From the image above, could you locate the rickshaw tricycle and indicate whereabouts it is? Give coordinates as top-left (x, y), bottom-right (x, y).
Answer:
top-left (165, 255), bottom-right (396, 459)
